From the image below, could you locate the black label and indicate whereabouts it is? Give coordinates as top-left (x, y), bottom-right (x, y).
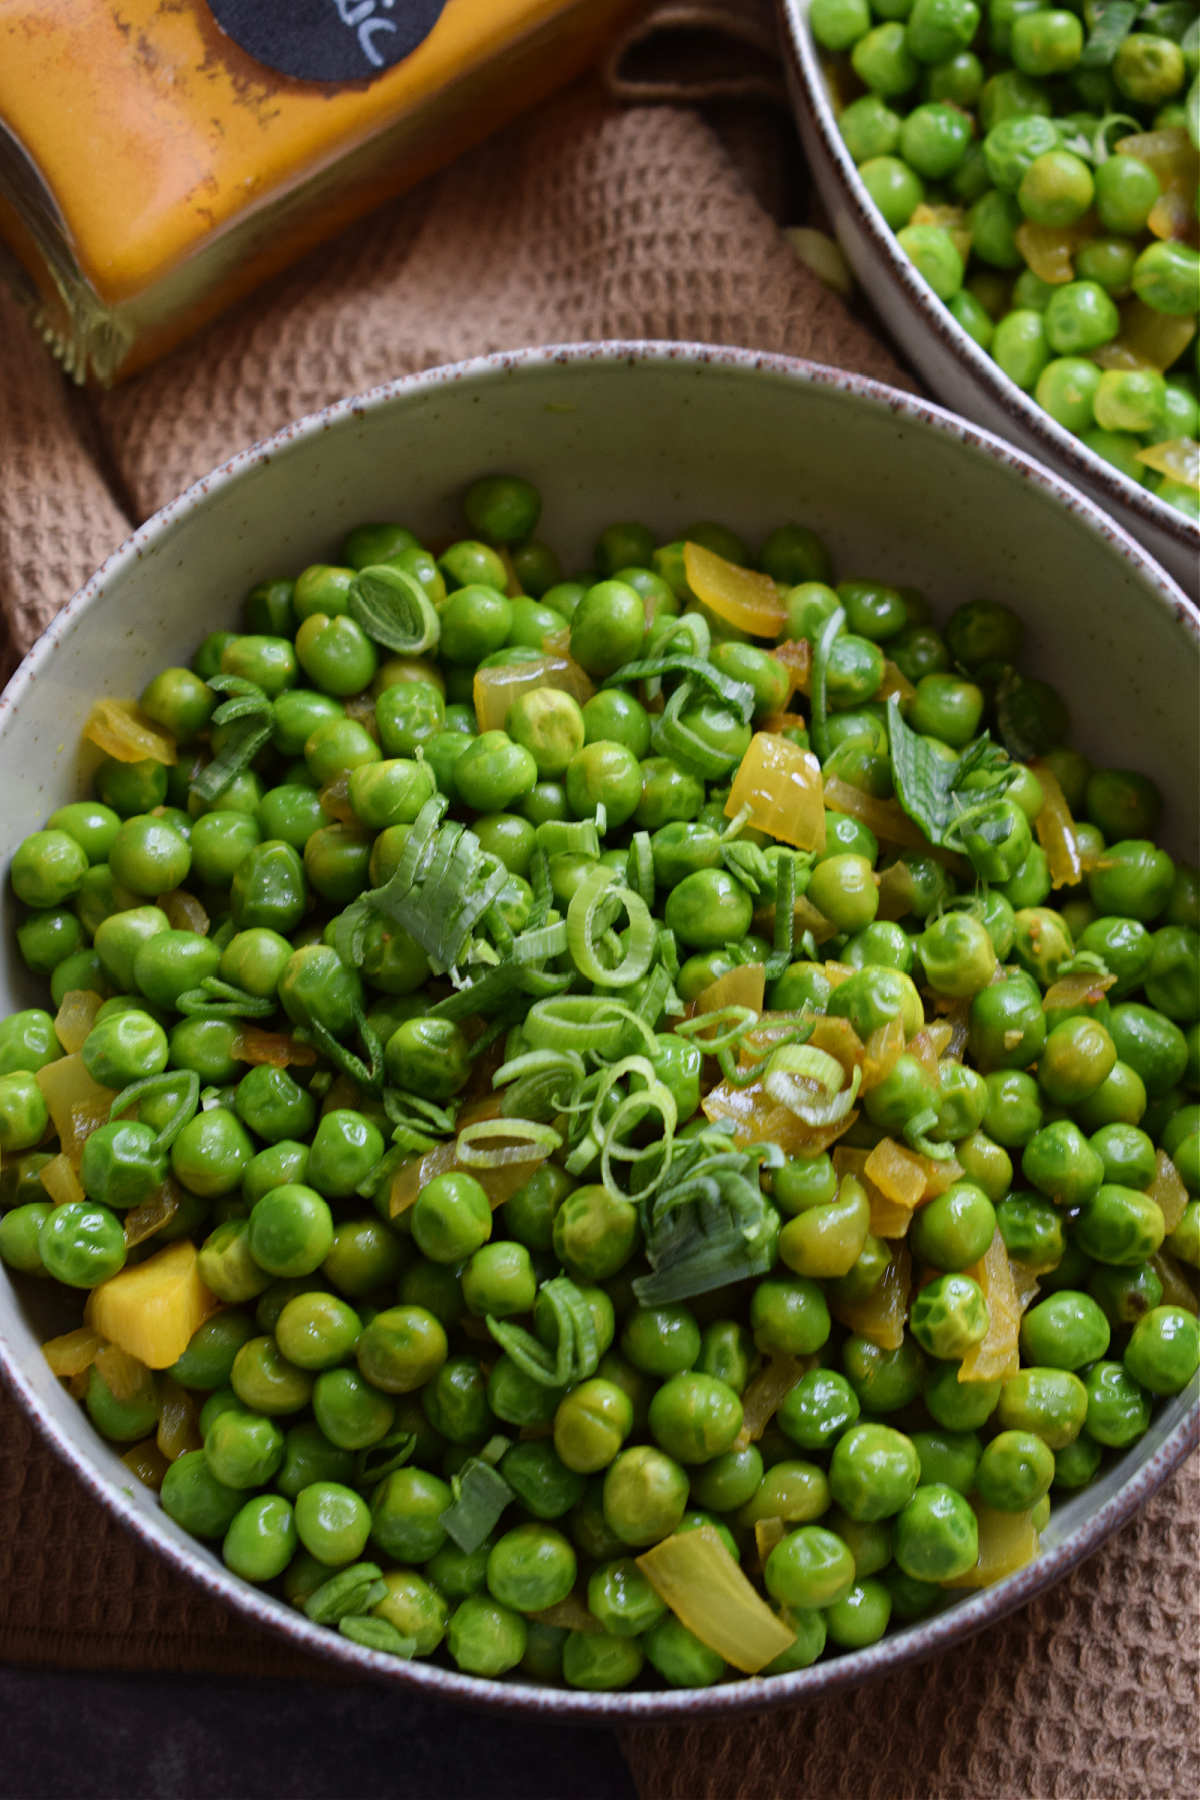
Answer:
top-left (207, 0), bottom-right (448, 83)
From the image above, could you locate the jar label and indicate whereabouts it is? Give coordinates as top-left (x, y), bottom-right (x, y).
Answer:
top-left (207, 0), bottom-right (447, 83)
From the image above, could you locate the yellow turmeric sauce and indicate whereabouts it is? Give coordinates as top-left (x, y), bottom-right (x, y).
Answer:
top-left (0, 0), bottom-right (639, 378)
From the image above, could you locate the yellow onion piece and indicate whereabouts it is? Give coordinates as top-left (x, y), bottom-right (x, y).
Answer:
top-left (684, 542), bottom-right (786, 637)
top-left (83, 698), bottom-right (177, 766)
top-left (1030, 758), bottom-right (1083, 890)
top-left (1135, 438), bottom-right (1200, 489)
top-left (725, 732), bottom-right (826, 852)
top-left (42, 1326), bottom-right (106, 1379)
top-left (53, 989), bottom-right (102, 1055)
top-left (943, 1499), bottom-right (1039, 1589)
top-left (637, 1525), bottom-right (797, 1675)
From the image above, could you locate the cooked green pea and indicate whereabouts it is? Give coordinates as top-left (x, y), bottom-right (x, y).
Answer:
top-left (976, 1430), bottom-right (1054, 1510)
top-left (1019, 1290), bottom-right (1111, 1369)
top-left (602, 1445), bottom-right (689, 1546)
top-left (996, 1366), bottom-right (1088, 1447)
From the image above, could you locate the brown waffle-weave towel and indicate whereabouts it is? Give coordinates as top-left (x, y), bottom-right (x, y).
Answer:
top-left (0, 43), bottom-right (1197, 1800)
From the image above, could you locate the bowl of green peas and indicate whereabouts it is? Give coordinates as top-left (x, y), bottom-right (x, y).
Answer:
top-left (780, 0), bottom-right (1200, 592)
top-left (0, 343), bottom-right (1196, 1718)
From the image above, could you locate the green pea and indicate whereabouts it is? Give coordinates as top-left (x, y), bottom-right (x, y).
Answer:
top-left (646, 1371), bottom-right (743, 1465)
top-left (160, 1450), bottom-right (245, 1539)
top-left (1143, 927), bottom-right (1200, 1024)
top-left (168, 1310), bottom-right (257, 1391)
top-left (204, 1406), bottom-right (285, 1487)
top-left (167, 1107), bottom-right (254, 1201)
top-left (492, 1441), bottom-right (582, 1522)
top-left (982, 1069), bottom-right (1044, 1147)
top-left (828, 1422), bottom-right (921, 1522)
top-left (619, 1304), bottom-right (700, 1378)
top-left (84, 1360), bottom-right (156, 1440)
top-left (910, 1182), bottom-right (998, 1272)
top-left (995, 1191), bottom-right (1066, 1271)
top-left (553, 1379), bottom-right (633, 1475)
top-left (750, 1273), bottom-right (831, 1357)
top-left (1074, 1183), bottom-right (1167, 1267)
top-left (852, 21), bottom-right (920, 94)
top-left (291, 1480), bottom-right (371, 1567)
top-left (405, 1171), bottom-right (490, 1267)
top-left (763, 1524), bottom-right (857, 1616)
top-left (602, 1445), bottom-right (689, 1547)
top-left (295, 612), bottom-right (378, 696)
top-left (777, 1369), bottom-right (862, 1451)
top-left (635, 757), bottom-right (705, 833)
top-left (1019, 1290), bottom-right (1111, 1370)
top-left (223, 1495), bottom-right (297, 1583)
top-left (486, 1520), bottom-right (578, 1615)
top-left (897, 223), bottom-right (965, 299)
top-left (97, 757), bottom-right (170, 818)
top-left (230, 1334), bottom-right (314, 1415)
top-left (976, 1429), bottom-right (1055, 1510)
top-left (996, 1366), bottom-right (1088, 1447)
top-left (830, 966), bottom-right (924, 1042)
top-left (909, 1427), bottom-right (982, 1495)
top-left (735, 1461), bottom-right (831, 1530)
top-left (457, 1242), bottom-right (533, 1322)
top-left (446, 1593), bottom-right (527, 1677)
top-left (0, 1202), bottom-right (51, 1275)
top-left (1108, 1003), bottom-right (1189, 1099)
top-left (1053, 1434), bottom-right (1102, 1490)
top-left (1094, 149), bottom-right (1160, 234)
top-left (911, 1273), bottom-right (990, 1360)
top-left (39, 1201), bottom-right (126, 1287)
top-left (11, 829), bottom-right (89, 910)
top-left (923, 1360), bottom-right (1001, 1431)
top-left (551, 1184), bottom-right (639, 1284)
top-left (1124, 1305), bottom-right (1200, 1394)
top-left (564, 739), bottom-right (644, 828)
top-left (421, 1354), bottom-right (493, 1447)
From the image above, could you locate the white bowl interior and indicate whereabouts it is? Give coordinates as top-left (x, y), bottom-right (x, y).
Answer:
top-left (1, 346), bottom-right (1197, 1715)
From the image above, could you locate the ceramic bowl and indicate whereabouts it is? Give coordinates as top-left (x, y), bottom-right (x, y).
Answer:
top-left (779, 0), bottom-right (1200, 595)
top-left (1, 343), bottom-right (1197, 1720)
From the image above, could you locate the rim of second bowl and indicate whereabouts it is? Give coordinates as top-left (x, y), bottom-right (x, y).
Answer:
top-left (0, 341), bottom-right (1196, 1722)
top-left (778, 0), bottom-right (1200, 565)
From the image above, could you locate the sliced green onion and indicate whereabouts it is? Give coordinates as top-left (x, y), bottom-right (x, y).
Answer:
top-left (677, 1006), bottom-right (760, 1054)
top-left (535, 819), bottom-right (601, 858)
top-left (176, 978), bottom-right (275, 1019)
top-left (355, 1428), bottom-right (416, 1487)
top-left (526, 996), bottom-right (657, 1061)
top-left (628, 832), bottom-right (655, 909)
top-left (903, 1106), bottom-right (956, 1161)
top-left (600, 1078), bottom-right (678, 1203)
top-left (438, 1457), bottom-right (514, 1554)
top-left (338, 1616), bottom-right (417, 1658)
top-left (658, 928), bottom-right (680, 983)
top-left (304, 1563), bottom-right (387, 1626)
top-left (567, 866), bottom-right (656, 987)
top-left (455, 1119), bottom-right (561, 1168)
top-left (721, 803), bottom-right (754, 842)
top-left (494, 1048), bottom-right (586, 1088)
top-left (652, 678), bottom-right (739, 779)
top-left (512, 921), bottom-right (569, 963)
top-left (765, 1043), bottom-right (844, 1093)
top-left (528, 846), bottom-right (552, 929)
top-left (108, 1070), bottom-right (199, 1152)
top-left (348, 563), bottom-right (441, 655)
top-left (811, 605), bottom-right (844, 765)
top-left (765, 1058), bottom-right (861, 1125)
top-left (764, 853), bottom-right (796, 982)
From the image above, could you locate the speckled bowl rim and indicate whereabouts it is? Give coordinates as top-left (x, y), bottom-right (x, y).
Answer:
top-left (777, 0), bottom-right (1200, 566)
top-left (1, 341), bottom-right (1196, 1722)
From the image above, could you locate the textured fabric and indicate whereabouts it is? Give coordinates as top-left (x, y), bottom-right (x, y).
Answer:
top-left (0, 25), bottom-right (1196, 1800)
top-left (0, 288), bottom-right (129, 685)
top-left (620, 1450), bottom-right (1200, 1800)
top-left (89, 82), bottom-right (903, 530)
